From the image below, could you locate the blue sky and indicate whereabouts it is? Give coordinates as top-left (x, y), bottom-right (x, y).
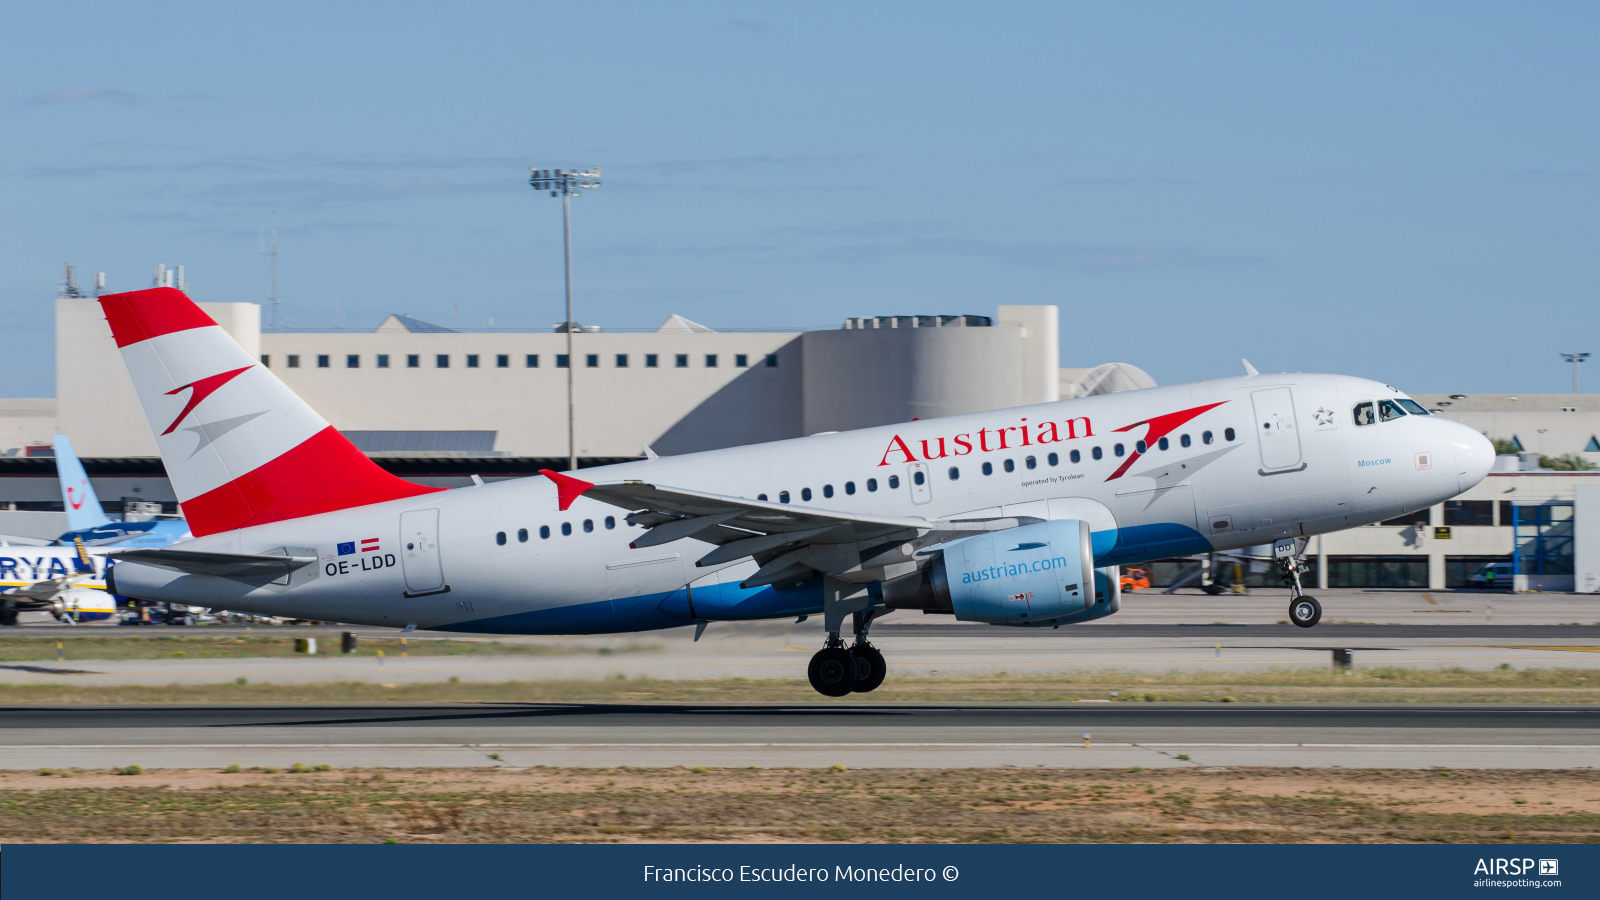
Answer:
top-left (2, 1), bottom-right (1596, 397)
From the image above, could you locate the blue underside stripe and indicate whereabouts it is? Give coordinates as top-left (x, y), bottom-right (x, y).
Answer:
top-left (431, 524), bottom-right (1212, 635)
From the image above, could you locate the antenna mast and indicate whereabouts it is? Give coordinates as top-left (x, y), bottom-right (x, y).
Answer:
top-left (260, 214), bottom-right (280, 330)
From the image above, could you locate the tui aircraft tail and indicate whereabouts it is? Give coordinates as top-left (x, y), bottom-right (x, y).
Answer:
top-left (96, 288), bottom-right (443, 537)
top-left (54, 434), bottom-right (112, 533)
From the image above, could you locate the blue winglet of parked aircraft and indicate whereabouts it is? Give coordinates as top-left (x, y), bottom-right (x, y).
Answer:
top-left (52, 434), bottom-right (190, 548)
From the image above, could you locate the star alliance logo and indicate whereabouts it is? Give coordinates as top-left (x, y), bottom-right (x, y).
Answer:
top-left (1313, 406), bottom-right (1335, 426)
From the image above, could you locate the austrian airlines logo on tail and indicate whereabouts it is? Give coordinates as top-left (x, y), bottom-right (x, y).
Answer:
top-left (162, 365), bottom-right (253, 435)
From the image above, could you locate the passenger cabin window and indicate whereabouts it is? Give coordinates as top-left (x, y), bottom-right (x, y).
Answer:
top-left (1180, 434), bottom-right (1191, 448)
top-left (605, 516), bottom-right (615, 529)
top-left (1202, 430), bottom-right (1213, 444)
top-left (982, 462), bottom-right (993, 476)
top-left (801, 488), bottom-right (812, 501)
top-left (758, 494), bottom-right (768, 501)
top-left (888, 475), bottom-right (900, 489)
top-left (1136, 441), bottom-right (1147, 453)
top-left (779, 491), bottom-right (790, 503)
top-left (948, 466), bottom-right (960, 480)
top-left (583, 519), bottom-right (594, 532)
top-left (1047, 452), bottom-right (1059, 466)
top-left (518, 528), bottom-right (528, 542)
top-left (1114, 443), bottom-right (1125, 457)
top-left (539, 525), bottom-right (550, 539)
top-left (561, 522), bottom-right (572, 536)
top-left (1070, 449), bottom-right (1081, 463)
top-left (1158, 437), bottom-right (1169, 451)
top-left (1025, 455), bottom-right (1037, 469)
top-left (1092, 446), bottom-right (1103, 460)
top-left (1353, 402), bottom-right (1376, 426)
top-left (913, 470), bottom-right (925, 485)
top-left (1225, 428), bottom-right (1236, 441)
top-left (1379, 399), bottom-right (1408, 422)
top-left (496, 531), bottom-right (506, 545)
top-left (867, 478), bottom-right (878, 492)
top-left (823, 484), bottom-right (833, 498)
top-left (845, 482), bottom-right (856, 495)
top-left (1396, 399), bottom-right (1430, 415)
top-left (1003, 459), bottom-right (1015, 473)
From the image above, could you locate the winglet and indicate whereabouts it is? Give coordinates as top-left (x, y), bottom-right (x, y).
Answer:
top-left (1241, 358), bottom-right (1259, 377)
top-left (541, 469), bottom-right (596, 511)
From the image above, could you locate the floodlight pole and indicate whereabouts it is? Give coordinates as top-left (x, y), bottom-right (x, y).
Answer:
top-left (530, 166), bottom-right (602, 472)
top-left (1561, 352), bottom-right (1590, 394)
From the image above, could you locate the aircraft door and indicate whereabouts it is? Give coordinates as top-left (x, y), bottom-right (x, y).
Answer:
top-left (399, 509), bottom-right (447, 595)
top-left (907, 462), bottom-right (932, 504)
top-left (1251, 387), bottom-right (1304, 472)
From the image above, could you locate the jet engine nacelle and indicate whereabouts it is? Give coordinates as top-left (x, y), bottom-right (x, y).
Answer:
top-left (883, 519), bottom-right (1122, 627)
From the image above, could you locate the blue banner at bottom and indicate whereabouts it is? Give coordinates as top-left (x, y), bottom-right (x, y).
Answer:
top-left (3, 844), bottom-right (1594, 899)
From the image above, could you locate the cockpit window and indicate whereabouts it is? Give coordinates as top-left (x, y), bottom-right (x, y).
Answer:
top-left (1353, 401), bottom-right (1375, 426)
top-left (1395, 399), bottom-right (1429, 416)
top-left (1378, 399), bottom-right (1407, 422)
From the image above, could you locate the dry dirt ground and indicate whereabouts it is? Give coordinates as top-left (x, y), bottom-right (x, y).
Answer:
top-left (1, 766), bottom-right (1596, 844)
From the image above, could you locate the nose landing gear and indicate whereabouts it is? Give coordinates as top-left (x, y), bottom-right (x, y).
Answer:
top-left (807, 609), bottom-right (887, 696)
top-left (1274, 538), bottom-right (1322, 628)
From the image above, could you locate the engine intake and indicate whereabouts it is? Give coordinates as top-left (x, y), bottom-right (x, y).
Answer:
top-left (882, 518), bottom-right (1122, 627)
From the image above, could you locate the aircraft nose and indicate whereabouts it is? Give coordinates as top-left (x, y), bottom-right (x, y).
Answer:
top-left (1450, 421), bottom-right (1495, 494)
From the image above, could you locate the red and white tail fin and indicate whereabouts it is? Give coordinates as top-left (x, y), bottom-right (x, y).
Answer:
top-left (98, 287), bottom-right (443, 537)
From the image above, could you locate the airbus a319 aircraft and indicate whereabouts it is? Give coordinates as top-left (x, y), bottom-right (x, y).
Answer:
top-left (103, 288), bottom-right (1494, 694)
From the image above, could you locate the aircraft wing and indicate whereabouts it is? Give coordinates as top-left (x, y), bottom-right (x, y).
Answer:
top-left (555, 472), bottom-right (1030, 588)
top-left (103, 548), bottom-right (318, 578)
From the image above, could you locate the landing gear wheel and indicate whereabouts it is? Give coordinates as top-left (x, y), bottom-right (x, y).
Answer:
top-left (1290, 596), bottom-right (1322, 628)
top-left (808, 647), bottom-right (859, 697)
top-left (849, 644), bottom-right (887, 693)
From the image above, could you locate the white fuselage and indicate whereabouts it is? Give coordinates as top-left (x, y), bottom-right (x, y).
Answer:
top-left (112, 373), bottom-right (1493, 633)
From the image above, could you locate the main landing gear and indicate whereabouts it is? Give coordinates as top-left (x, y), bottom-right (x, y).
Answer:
top-left (1274, 538), bottom-right (1322, 628)
top-left (807, 610), bottom-right (887, 696)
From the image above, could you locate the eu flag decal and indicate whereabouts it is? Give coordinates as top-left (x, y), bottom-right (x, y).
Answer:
top-left (337, 542), bottom-right (355, 556)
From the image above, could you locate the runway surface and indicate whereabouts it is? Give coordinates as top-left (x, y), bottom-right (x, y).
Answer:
top-left (4, 703), bottom-right (1596, 770)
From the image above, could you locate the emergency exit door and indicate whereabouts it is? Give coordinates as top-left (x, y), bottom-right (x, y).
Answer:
top-left (399, 509), bottom-right (446, 595)
top-left (1251, 387), bottom-right (1303, 472)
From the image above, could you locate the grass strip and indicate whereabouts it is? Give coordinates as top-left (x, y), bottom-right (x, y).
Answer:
top-left (1, 766), bottom-right (1595, 844)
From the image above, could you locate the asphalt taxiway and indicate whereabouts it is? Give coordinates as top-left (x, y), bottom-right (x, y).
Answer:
top-left (3, 703), bottom-right (1595, 771)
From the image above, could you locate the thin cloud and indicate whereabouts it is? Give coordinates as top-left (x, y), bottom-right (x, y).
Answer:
top-left (27, 87), bottom-right (137, 106)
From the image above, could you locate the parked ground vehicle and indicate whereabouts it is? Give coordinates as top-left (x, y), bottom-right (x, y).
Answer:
top-left (1121, 567), bottom-right (1151, 591)
top-left (1467, 561), bottom-right (1514, 590)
